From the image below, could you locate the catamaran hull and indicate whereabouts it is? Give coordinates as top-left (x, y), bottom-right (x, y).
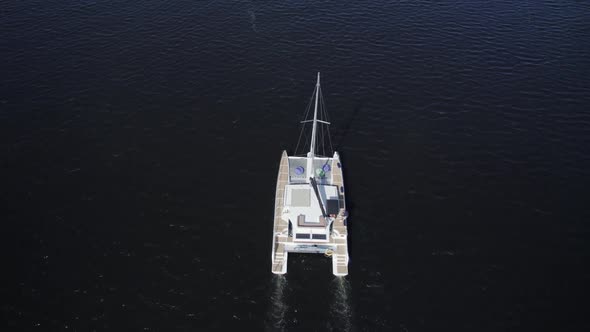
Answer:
top-left (271, 151), bottom-right (350, 276)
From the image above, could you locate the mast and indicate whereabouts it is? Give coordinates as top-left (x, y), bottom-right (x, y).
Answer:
top-left (307, 72), bottom-right (320, 180)
top-left (309, 72), bottom-right (320, 158)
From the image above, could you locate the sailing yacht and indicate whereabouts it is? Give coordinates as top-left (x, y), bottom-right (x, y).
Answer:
top-left (271, 73), bottom-right (349, 276)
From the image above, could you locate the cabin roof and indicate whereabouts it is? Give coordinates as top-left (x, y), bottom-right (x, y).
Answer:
top-left (283, 183), bottom-right (338, 231)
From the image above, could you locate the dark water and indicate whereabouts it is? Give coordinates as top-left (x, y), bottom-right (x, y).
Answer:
top-left (2, 0), bottom-right (590, 330)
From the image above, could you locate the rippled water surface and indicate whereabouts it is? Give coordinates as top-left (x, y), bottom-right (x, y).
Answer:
top-left (2, 0), bottom-right (589, 330)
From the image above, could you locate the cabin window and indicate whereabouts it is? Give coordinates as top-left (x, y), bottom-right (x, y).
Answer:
top-left (295, 233), bottom-right (310, 239)
top-left (312, 234), bottom-right (326, 240)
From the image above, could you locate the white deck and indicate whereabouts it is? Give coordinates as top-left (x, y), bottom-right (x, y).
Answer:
top-left (271, 151), bottom-right (349, 276)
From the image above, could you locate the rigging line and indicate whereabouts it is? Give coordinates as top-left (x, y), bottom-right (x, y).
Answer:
top-left (320, 89), bottom-right (330, 122)
top-left (302, 86), bottom-right (316, 122)
top-left (324, 127), bottom-right (327, 156)
top-left (322, 123), bottom-right (327, 156)
top-left (297, 127), bottom-right (310, 156)
top-left (297, 126), bottom-right (309, 156)
top-left (318, 88), bottom-right (324, 154)
top-left (317, 88), bottom-right (324, 155)
top-left (294, 87), bottom-right (317, 154)
top-left (304, 129), bottom-right (311, 155)
top-left (318, 118), bottom-right (324, 155)
top-left (320, 90), bottom-right (329, 127)
top-left (322, 122), bottom-right (325, 156)
top-left (321, 110), bottom-right (327, 156)
top-left (328, 128), bottom-right (333, 154)
top-left (318, 88), bottom-right (325, 156)
top-left (327, 124), bottom-right (334, 155)
top-left (294, 122), bottom-right (305, 155)
top-left (319, 119), bottom-right (324, 156)
top-left (319, 87), bottom-right (333, 155)
top-left (328, 122), bottom-right (334, 154)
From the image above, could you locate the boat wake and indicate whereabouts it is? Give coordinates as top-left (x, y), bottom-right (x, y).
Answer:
top-left (265, 275), bottom-right (288, 330)
top-left (247, 8), bottom-right (258, 32)
top-left (329, 277), bottom-right (353, 331)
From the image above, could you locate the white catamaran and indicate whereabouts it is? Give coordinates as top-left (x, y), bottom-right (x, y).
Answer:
top-left (271, 72), bottom-right (350, 276)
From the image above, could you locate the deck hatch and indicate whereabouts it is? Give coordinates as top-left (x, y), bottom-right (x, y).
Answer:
top-left (290, 189), bottom-right (311, 207)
